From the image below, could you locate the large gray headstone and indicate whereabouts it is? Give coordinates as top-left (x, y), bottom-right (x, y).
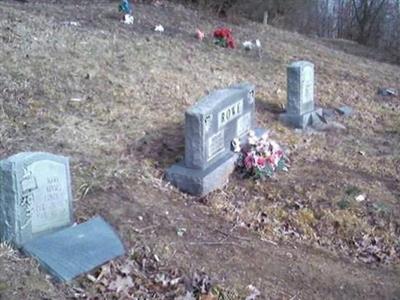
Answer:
top-left (280, 61), bottom-right (322, 128)
top-left (185, 84), bottom-right (255, 170)
top-left (0, 152), bottom-right (73, 247)
top-left (167, 83), bottom-right (257, 196)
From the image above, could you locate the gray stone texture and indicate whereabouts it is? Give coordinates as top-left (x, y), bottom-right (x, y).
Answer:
top-left (185, 83), bottom-right (255, 170)
top-left (0, 152), bottom-right (73, 247)
top-left (166, 153), bottom-right (237, 196)
top-left (22, 216), bottom-right (125, 282)
top-left (167, 83), bottom-right (256, 196)
top-left (280, 61), bottom-right (322, 129)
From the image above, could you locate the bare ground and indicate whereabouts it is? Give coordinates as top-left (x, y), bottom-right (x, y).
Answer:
top-left (0, 0), bottom-right (399, 299)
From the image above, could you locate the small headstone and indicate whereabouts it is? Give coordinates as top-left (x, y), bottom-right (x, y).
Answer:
top-left (378, 88), bottom-right (398, 96)
top-left (0, 152), bottom-right (125, 281)
top-left (166, 83), bottom-right (258, 196)
top-left (263, 11), bottom-right (268, 25)
top-left (280, 61), bottom-right (323, 129)
top-left (0, 152), bottom-right (73, 247)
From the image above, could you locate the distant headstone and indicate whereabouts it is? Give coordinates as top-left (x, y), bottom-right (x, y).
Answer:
top-left (280, 61), bottom-right (323, 128)
top-left (263, 11), bottom-right (268, 25)
top-left (0, 152), bottom-right (125, 282)
top-left (0, 152), bottom-right (73, 247)
top-left (378, 87), bottom-right (398, 96)
top-left (166, 83), bottom-right (257, 196)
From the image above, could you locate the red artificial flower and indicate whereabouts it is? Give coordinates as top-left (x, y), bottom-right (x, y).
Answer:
top-left (257, 157), bottom-right (266, 169)
top-left (213, 27), bottom-right (235, 48)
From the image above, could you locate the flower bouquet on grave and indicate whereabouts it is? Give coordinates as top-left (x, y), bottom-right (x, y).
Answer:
top-left (213, 27), bottom-right (235, 48)
top-left (233, 130), bottom-right (288, 180)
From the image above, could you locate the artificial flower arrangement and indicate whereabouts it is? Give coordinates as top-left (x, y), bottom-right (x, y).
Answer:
top-left (232, 130), bottom-right (288, 179)
top-left (213, 27), bottom-right (235, 48)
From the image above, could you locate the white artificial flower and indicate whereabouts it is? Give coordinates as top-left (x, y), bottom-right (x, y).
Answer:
top-left (154, 24), bottom-right (164, 32)
top-left (261, 130), bottom-right (269, 141)
top-left (248, 130), bottom-right (256, 137)
top-left (248, 130), bottom-right (257, 145)
top-left (231, 138), bottom-right (241, 153)
top-left (269, 140), bottom-right (281, 153)
top-left (242, 41), bottom-right (253, 50)
top-left (123, 14), bottom-right (134, 25)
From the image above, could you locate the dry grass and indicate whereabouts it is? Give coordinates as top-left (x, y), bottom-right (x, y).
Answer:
top-left (0, 0), bottom-right (399, 299)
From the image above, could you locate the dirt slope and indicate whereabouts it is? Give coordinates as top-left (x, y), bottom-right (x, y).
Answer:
top-left (0, 1), bottom-right (399, 299)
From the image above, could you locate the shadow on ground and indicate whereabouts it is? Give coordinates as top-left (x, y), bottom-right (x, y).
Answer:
top-left (127, 122), bottom-right (185, 169)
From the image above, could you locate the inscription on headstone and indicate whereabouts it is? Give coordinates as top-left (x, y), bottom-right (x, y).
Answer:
top-left (208, 131), bottom-right (225, 161)
top-left (280, 61), bottom-right (322, 129)
top-left (0, 152), bottom-right (73, 247)
top-left (28, 160), bottom-right (70, 234)
top-left (237, 112), bottom-right (252, 137)
top-left (167, 83), bottom-right (257, 196)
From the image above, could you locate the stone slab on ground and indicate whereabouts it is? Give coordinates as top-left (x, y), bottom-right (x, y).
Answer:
top-left (22, 216), bottom-right (125, 282)
top-left (280, 108), bottom-right (323, 129)
top-left (336, 106), bottom-right (353, 116)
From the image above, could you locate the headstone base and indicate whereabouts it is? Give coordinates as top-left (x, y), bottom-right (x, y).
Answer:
top-left (279, 108), bottom-right (323, 129)
top-left (166, 154), bottom-right (237, 196)
top-left (22, 216), bottom-right (125, 282)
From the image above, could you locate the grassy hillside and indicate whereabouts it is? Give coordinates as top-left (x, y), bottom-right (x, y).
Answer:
top-left (0, 1), bottom-right (399, 299)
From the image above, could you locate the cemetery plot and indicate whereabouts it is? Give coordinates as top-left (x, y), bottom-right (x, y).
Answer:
top-left (0, 152), bottom-right (125, 282)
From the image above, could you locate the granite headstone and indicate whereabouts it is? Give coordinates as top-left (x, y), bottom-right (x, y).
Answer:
top-left (0, 152), bottom-right (73, 247)
top-left (166, 83), bottom-right (256, 196)
top-left (280, 61), bottom-right (322, 128)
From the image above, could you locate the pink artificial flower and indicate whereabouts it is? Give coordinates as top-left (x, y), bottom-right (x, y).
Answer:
top-left (256, 157), bottom-right (266, 169)
top-left (244, 154), bottom-right (254, 170)
top-left (196, 29), bottom-right (205, 41)
top-left (266, 155), bottom-right (276, 169)
top-left (276, 149), bottom-right (284, 158)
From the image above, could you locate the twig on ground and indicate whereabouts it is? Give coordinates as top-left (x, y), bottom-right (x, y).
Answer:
top-left (214, 228), bottom-right (252, 242)
top-left (187, 241), bottom-right (244, 247)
